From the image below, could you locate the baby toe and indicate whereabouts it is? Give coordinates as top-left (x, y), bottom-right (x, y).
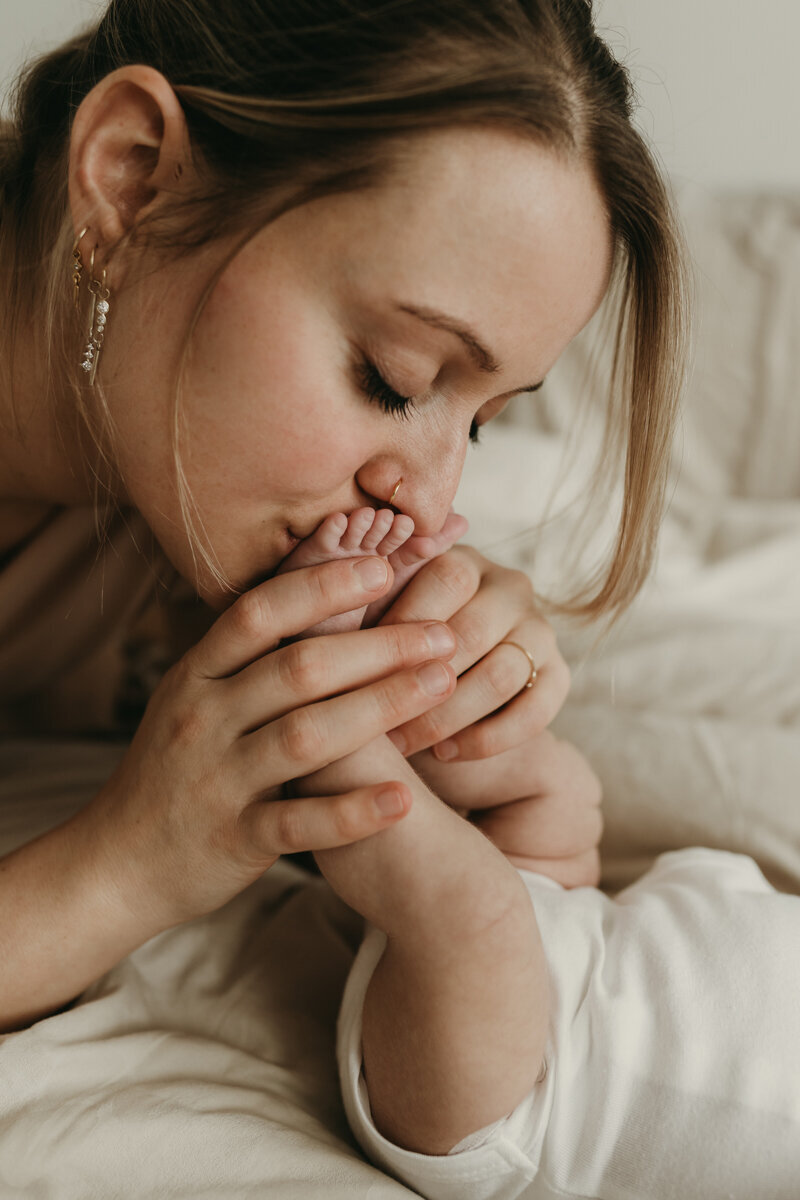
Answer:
top-left (314, 512), bottom-right (349, 554)
top-left (376, 513), bottom-right (415, 556)
top-left (340, 507), bottom-right (377, 551)
top-left (361, 508), bottom-right (395, 551)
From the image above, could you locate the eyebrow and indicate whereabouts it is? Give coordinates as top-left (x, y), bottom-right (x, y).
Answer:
top-left (395, 302), bottom-right (545, 393)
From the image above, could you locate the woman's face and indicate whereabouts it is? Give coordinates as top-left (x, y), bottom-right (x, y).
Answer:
top-left (107, 127), bottom-right (612, 607)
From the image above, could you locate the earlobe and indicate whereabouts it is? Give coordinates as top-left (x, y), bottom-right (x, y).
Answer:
top-left (68, 65), bottom-right (191, 260)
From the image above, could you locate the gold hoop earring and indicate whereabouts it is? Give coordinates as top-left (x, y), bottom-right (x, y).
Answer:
top-left (389, 478), bottom-right (403, 506)
top-left (80, 247), bottom-right (111, 386)
top-left (70, 226), bottom-right (89, 308)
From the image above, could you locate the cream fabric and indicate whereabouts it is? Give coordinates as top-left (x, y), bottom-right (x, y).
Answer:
top-left (339, 850), bottom-right (800, 1200)
top-left (0, 739), bottom-right (408, 1199)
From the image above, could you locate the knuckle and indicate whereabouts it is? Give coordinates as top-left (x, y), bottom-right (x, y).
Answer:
top-left (306, 562), bottom-right (336, 607)
top-left (278, 639), bottom-right (326, 696)
top-left (331, 797), bottom-right (364, 844)
top-left (384, 623), bottom-right (420, 663)
top-left (465, 722), bottom-right (501, 759)
top-left (455, 613), bottom-right (486, 659)
top-left (374, 679), bottom-right (415, 728)
top-left (166, 697), bottom-right (212, 749)
top-left (432, 551), bottom-right (477, 602)
top-left (412, 708), bottom-right (450, 745)
top-left (483, 650), bottom-right (517, 698)
top-left (278, 708), bottom-right (325, 765)
top-left (230, 588), bottom-right (273, 642)
top-left (274, 803), bottom-right (306, 852)
top-left (161, 655), bottom-right (194, 697)
top-left (509, 566), bottom-right (534, 596)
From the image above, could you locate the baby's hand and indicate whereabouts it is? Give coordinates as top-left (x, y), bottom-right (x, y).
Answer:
top-left (294, 733), bottom-right (519, 938)
top-left (413, 732), bottom-right (603, 888)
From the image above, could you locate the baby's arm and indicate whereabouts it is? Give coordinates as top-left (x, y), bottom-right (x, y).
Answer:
top-left (298, 737), bottom-right (549, 1155)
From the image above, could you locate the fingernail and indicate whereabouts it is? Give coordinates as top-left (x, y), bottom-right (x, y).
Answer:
top-left (424, 622), bottom-right (456, 657)
top-left (417, 661), bottom-right (452, 696)
top-left (434, 739), bottom-right (459, 761)
top-left (375, 786), bottom-right (406, 817)
top-left (354, 556), bottom-right (388, 590)
top-left (387, 729), bottom-right (408, 755)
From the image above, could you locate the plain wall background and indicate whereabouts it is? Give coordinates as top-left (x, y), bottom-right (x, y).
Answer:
top-left (1, 0), bottom-right (799, 190)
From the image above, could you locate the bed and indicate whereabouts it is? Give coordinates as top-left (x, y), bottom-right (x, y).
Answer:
top-left (1, 186), bottom-right (798, 1197)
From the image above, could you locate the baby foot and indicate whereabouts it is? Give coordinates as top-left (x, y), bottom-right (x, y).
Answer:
top-left (276, 507), bottom-right (468, 637)
top-left (363, 510), bottom-right (469, 628)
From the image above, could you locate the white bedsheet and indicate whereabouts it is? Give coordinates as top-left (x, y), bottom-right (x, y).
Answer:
top-left (1, 189), bottom-right (798, 1196)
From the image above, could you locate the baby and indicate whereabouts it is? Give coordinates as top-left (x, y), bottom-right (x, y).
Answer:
top-left (280, 509), bottom-right (800, 1200)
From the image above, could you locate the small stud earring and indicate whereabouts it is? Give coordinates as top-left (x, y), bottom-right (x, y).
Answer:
top-left (80, 246), bottom-right (111, 386)
top-left (70, 226), bottom-right (89, 308)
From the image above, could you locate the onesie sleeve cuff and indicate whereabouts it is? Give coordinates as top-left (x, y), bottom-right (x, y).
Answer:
top-left (337, 924), bottom-right (551, 1200)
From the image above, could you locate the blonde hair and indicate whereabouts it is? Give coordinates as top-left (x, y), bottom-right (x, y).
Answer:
top-left (0, 0), bottom-right (689, 619)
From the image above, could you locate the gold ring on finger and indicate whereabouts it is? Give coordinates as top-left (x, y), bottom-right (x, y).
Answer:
top-left (500, 640), bottom-right (538, 691)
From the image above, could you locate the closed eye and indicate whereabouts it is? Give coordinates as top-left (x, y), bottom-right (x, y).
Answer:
top-left (356, 357), bottom-right (415, 419)
top-left (357, 357), bottom-right (481, 443)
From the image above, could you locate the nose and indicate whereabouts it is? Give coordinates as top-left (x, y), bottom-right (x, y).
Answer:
top-left (358, 427), bottom-right (469, 537)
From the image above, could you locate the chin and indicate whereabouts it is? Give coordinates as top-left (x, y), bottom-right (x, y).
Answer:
top-left (160, 516), bottom-right (304, 611)
top-left (205, 528), bottom-right (303, 608)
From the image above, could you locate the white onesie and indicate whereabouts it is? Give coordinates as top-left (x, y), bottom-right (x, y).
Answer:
top-left (338, 848), bottom-right (800, 1200)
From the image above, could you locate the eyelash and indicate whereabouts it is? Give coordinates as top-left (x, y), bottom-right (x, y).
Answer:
top-left (357, 357), bottom-right (481, 444)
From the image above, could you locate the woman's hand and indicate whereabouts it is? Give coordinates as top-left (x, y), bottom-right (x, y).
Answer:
top-left (380, 545), bottom-right (571, 761)
top-left (81, 556), bottom-right (457, 932)
top-left (374, 545), bottom-right (600, 886)
top-left (413, 731), bottom-right (603, 888)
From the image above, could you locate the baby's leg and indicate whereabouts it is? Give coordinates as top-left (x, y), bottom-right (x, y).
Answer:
top-left (296, 734), bottom-right (548, 1154)
top-left (276, 507), bottom-right (468, 636)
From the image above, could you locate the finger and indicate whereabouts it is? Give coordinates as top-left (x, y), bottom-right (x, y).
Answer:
top-left (237, 660), bottom-right (457, 787)
top-left (188, 557), bottom-right (394, 678)
top-left (436, 570), bottom-right (539, 679)
top-left (389, 640), bottom-right (536, 757)
top-left (392, 634), bottom-right (570, 759)
top-left (240, 782), bottom-right (412, 856)
top-left (378, 545), bottom-right (481, 626)
top-left (502, 849), bottom-right (602, 890)
top-left (408, 732), bottom-right (562, 808)
top-left (472, 793), bottom-right (603, 859)
top-left (412, 732), bottom-right (602, 814)
top-left (431, 653), bottom-right (570, 761)
top-left (225, 620), bottom-right (456, 731)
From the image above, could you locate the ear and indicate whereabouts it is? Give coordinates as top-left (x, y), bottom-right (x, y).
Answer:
top-left (68, 66), bottom-right (191, 267)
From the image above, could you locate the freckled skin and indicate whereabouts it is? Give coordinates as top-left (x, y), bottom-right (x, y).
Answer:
top-left (89, 127), bottom-right (613, 606)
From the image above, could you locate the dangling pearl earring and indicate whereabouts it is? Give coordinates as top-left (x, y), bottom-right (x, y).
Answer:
top-left (80, 246), bottom-right (111, 386)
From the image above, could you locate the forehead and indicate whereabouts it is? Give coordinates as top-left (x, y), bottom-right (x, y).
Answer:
top-left (253, 126), bottom-right (613, 385)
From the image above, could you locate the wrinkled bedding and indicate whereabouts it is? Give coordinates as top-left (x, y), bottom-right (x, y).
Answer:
top-left (1, 189), bottom-right (798, 1197)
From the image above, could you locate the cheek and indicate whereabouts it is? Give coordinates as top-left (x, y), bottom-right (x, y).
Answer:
top-left (183, 279), bottom-right (371, 504)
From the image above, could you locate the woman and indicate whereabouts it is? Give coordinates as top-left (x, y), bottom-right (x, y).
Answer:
top-left (0, 0), bottom-right (686, 1036)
